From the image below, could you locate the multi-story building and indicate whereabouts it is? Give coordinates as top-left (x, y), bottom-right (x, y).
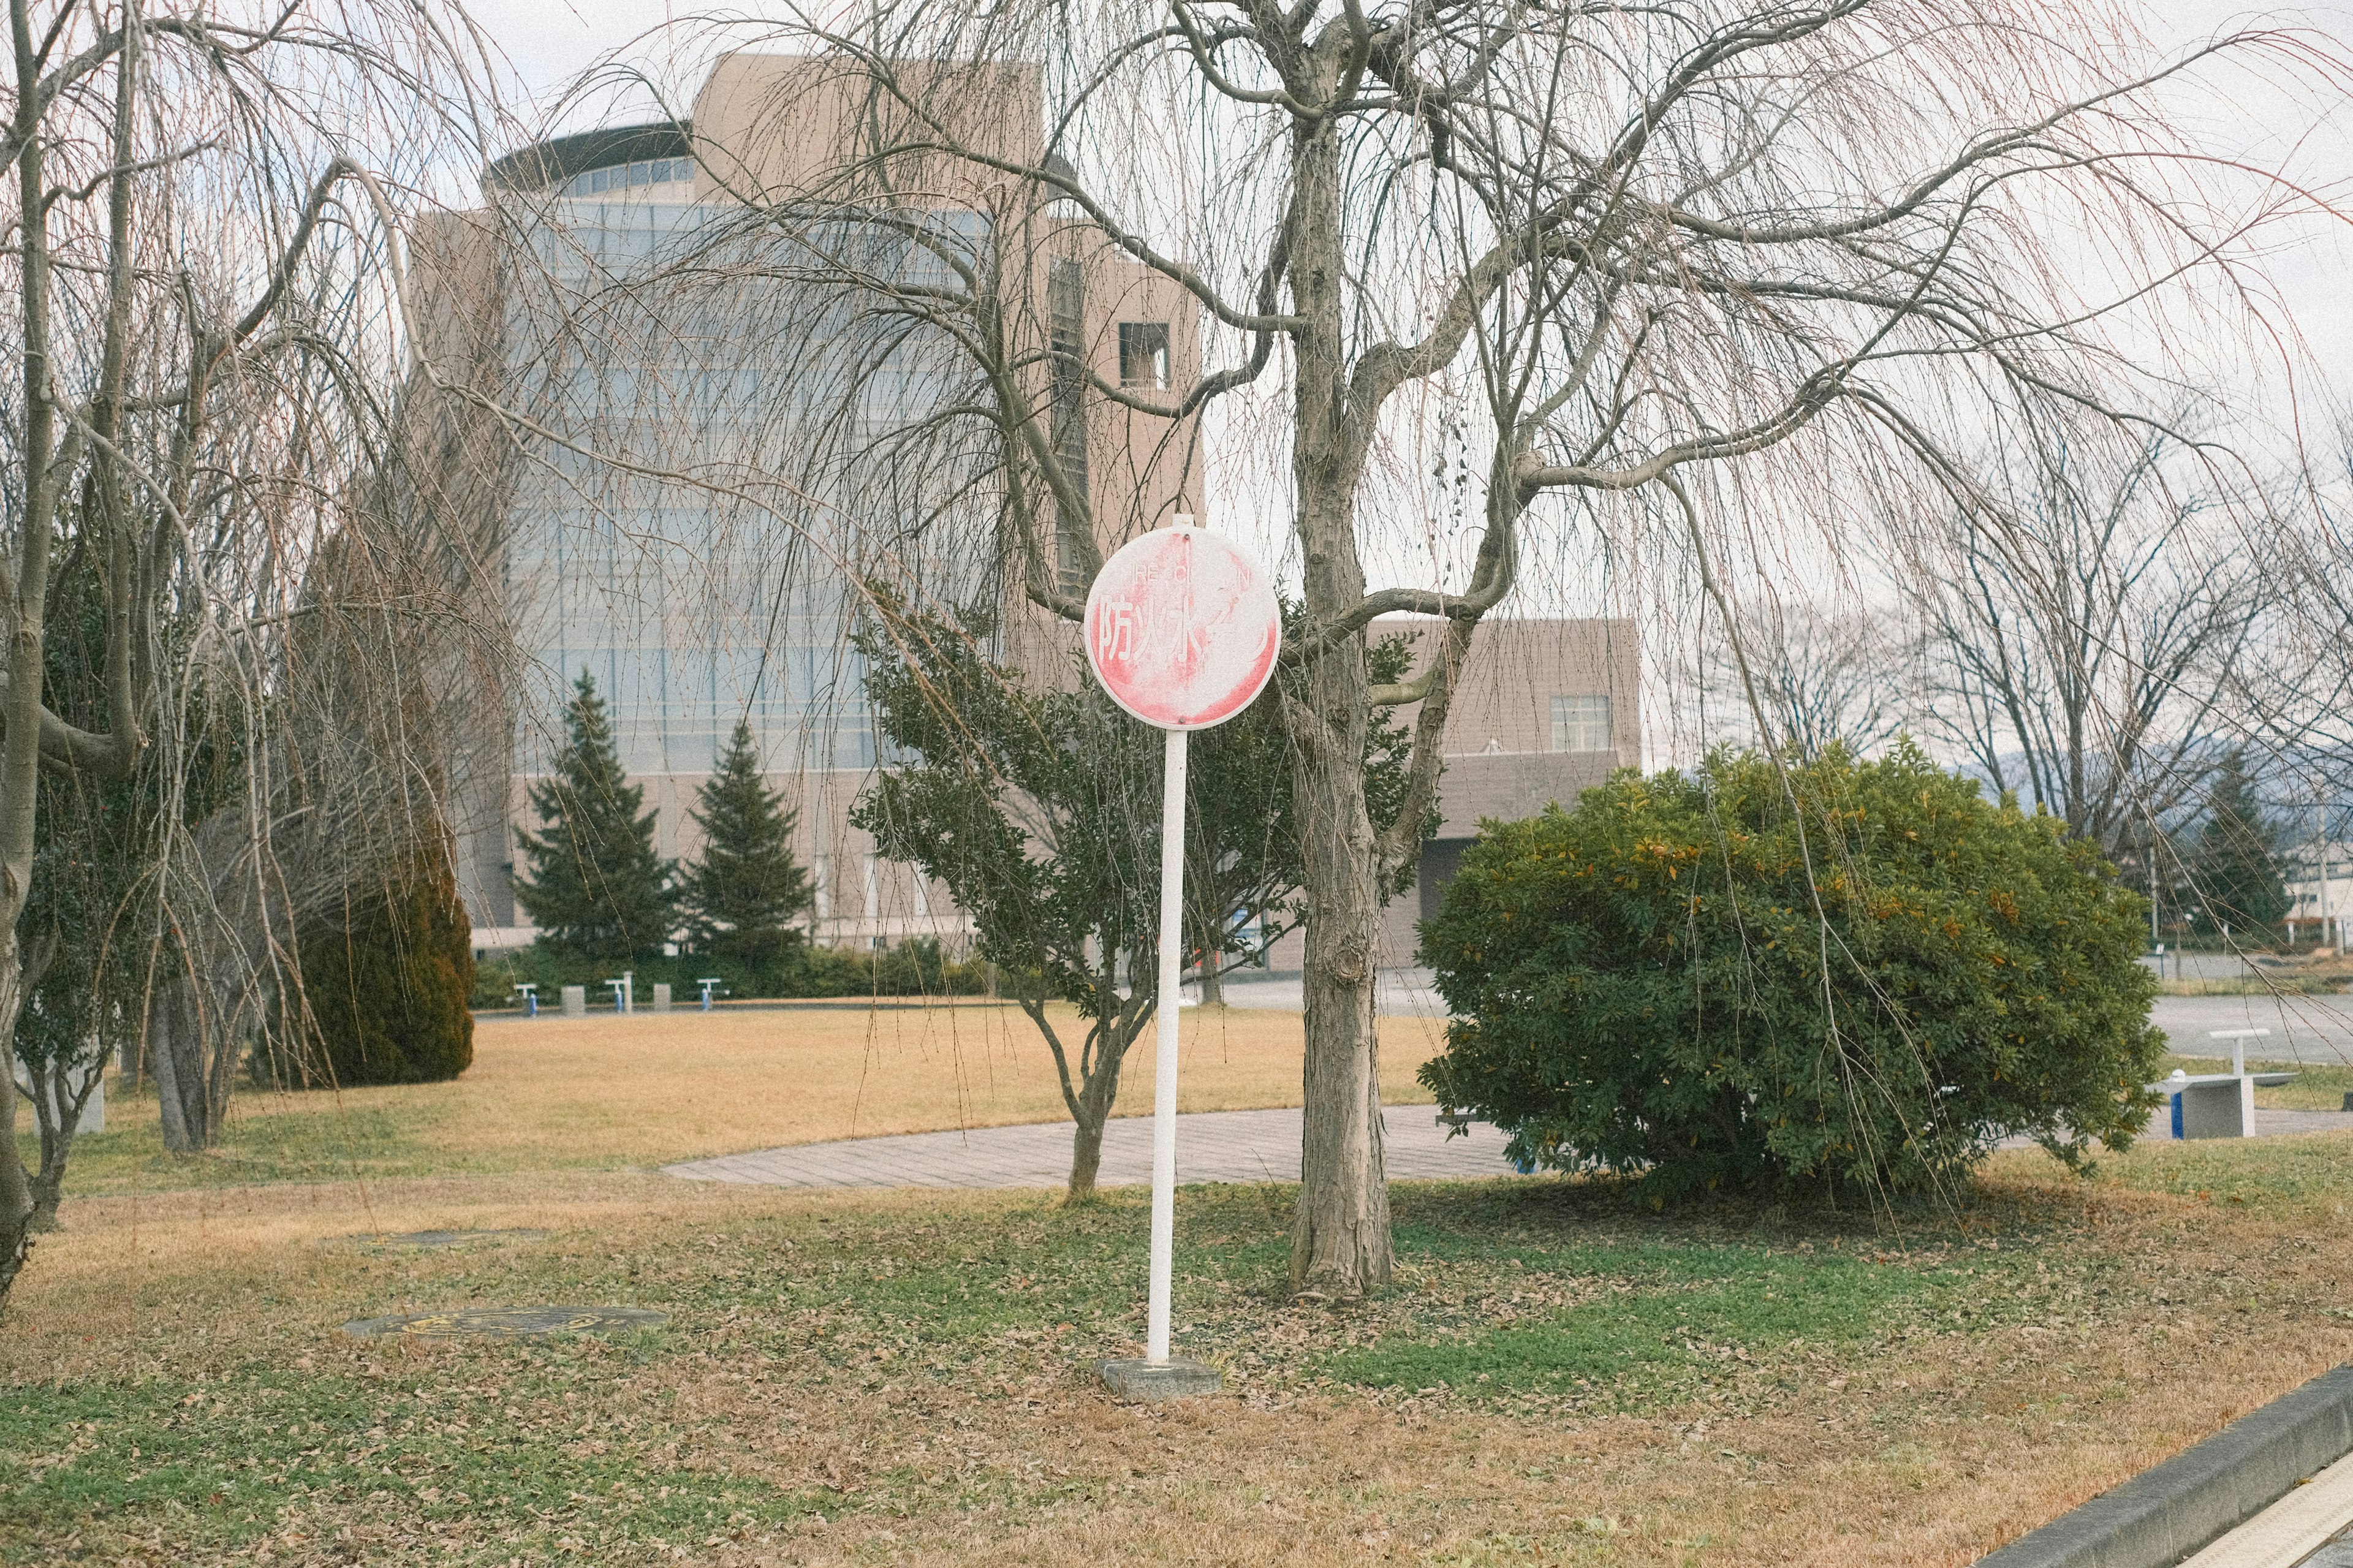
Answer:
top-left (418, 52), bottom-right (1635, 967)
top-left (419, 53), bottom-right (1199, 944)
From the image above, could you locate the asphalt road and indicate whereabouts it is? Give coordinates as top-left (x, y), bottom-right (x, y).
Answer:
top-left (1221, 971), bottom-right (2353, 1071)
top-left (2151, 993), bottom-right (2353, 1067)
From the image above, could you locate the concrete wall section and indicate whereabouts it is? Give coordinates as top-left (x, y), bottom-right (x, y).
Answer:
top-left (1257, 617), bottom-right (1638, 972)
top-left (1373, 614), bottom-right (1642, 762)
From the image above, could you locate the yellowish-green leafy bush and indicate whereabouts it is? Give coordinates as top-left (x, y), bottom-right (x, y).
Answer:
top-left (1419, 744), bottom-right (2165, 1199)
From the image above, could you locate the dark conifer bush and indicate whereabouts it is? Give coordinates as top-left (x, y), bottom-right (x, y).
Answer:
top-left (301, 838), bottom-right (476, 1086)
top-left (1419, 744), bottom-right (2165, 1200)
top-left (2190, 750), bottom-right (2288, 937)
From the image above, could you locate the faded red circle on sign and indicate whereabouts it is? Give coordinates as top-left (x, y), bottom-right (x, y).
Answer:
top-left (1083, 526), bottom-right (1281, 732)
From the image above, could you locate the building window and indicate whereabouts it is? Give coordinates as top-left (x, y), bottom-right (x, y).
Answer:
top-left (1550, 694), bottom-right (1612, 752)
top-left (1118, 322), bottom-right (1169, 389)
top-left (567, 160), bottom-right (692, 198)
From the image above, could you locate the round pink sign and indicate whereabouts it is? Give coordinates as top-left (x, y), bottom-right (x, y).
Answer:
top-left (1083, 526), bottom-right (1281, 731)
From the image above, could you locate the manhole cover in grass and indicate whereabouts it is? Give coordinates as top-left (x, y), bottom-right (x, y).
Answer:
top-left (341, 1229), bottom-right (550, 1250)
top-left (341, 1306), bottom-right (666, 1339)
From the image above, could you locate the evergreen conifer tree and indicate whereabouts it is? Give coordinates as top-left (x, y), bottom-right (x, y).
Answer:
top-left (683, 719), bottom-right (813, 968)
top-left (2194, 751), bottom-right (2289, 937)
top-left (514, 671), bottom-right (676, 957)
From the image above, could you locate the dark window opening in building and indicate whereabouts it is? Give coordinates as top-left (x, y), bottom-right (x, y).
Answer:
top-left (1550, 694), bottom-right (1612, 752)
top-left (1419, 837), bottom-right (1477, 926)
top-left (1118, 321), bottom-right (1169, 389)
top-left (1048, 258), bottom-right (1091, 592)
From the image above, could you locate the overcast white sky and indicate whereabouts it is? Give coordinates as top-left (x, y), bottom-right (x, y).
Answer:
top-left (454, 2), bottom-right (2353, 592)
top-left (458, 1), bottom-right (2353, 414)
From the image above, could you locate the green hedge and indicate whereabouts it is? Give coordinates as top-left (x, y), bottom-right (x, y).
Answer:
top-left (1419, 744), bottom-right (2166, 1200)
top-left (471, 936), bottom-right (994, 1010)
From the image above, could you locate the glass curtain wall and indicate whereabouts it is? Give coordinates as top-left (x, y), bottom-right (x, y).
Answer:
top-left (499, 188), bottom-right (990, 778)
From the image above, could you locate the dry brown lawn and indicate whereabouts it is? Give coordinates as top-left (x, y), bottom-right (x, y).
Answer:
top-left (46, 1001), bottom-right (1449, 1193)
top-left (7, 1149), bottom-right (2353, 1568)
top-left (438, 999), bottom-right (1450, 1162)
top-left (5, 1003), bottom-right (2352, 1568)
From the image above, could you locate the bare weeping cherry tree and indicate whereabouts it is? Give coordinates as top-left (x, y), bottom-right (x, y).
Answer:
top-left (1900, 431), bottom-right (2268, 860)
top-left (1687, 594), bottom-right (1908, 759)
top-left (640, 1), bottom-right (2332, 1297)
top-left (0, 0), bottom-right (499, 1301)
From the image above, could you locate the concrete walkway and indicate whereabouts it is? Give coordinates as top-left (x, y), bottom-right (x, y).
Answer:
top-left (663, 1104), bottom-right (1522, 1190)
top-left (664, 1103), bottom-right (2353, 1193)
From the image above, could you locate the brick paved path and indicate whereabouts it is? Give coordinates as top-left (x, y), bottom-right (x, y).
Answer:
top-left (662, 1104), bottom-right (1525, 1191)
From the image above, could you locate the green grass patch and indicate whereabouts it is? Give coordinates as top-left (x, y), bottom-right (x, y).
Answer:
top-left (33, 1091), bottom-right (450, 1195)
top-left (1325, 1237), bottom-right (2034, 1401)
top-left (2, 1357), bottom-right (824, 1562)
top-left (2093, 1123), bottom-right (2353, 1208)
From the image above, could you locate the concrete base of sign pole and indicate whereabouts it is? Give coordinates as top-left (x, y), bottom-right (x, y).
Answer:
top-left (1096, 1357), bottom-right (1223, 1401)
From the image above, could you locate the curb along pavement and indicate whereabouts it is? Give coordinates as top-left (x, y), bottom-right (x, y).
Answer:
top-left (1976, 1364), bottom-right (2353, 1568)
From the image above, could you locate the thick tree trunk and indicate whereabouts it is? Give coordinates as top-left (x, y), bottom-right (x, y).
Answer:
top-left (1288, 686), bottom-right (1393, 1297)
top-left (1198, 966), bottom-right (1223, 1007)
top-left (29, 1139), bottom-right (69, 1230)
top-left (150, 981), bottom-right (199, 1154)
top-left (203, 981), bottom-right (240, 1136)
top-left (1067, 1115), bottom-right (1105, 1203)
top-left (1283, 99), bottom-right (1394, 1298)
top-left (26, 1055), bottom-right (95, 1230)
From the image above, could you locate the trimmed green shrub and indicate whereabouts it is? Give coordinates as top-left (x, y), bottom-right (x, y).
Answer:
top-left (301, 844), bottom-right (476, 1086)
top-left (469, 937), bottom-right (993, 1009)
top-left (1418, 744), bottom-right (2165, 1200)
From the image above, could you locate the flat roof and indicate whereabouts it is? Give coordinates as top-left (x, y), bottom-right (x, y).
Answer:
top-left (487, 121), bottom-right (694, 192)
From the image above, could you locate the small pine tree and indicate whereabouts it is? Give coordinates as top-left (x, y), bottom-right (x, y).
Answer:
top-left (2194, 751), bottom-right (2288, 937)
top-left (514, 670), bottom-right (676, 958)
top-left (300, 835), bottom-right (476, 1086)
top-left (683, 719), bottom-right (813, 967)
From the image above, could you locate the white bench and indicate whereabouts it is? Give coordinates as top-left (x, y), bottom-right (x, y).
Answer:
top-left (2156, 1030), bottom-right (2297, 1139)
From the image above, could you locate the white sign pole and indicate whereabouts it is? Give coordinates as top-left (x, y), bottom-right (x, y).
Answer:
top-left (1082, 521), bottom-right (1276, 1396)
top-left (1147, 727), bottom-right (1188, 1365)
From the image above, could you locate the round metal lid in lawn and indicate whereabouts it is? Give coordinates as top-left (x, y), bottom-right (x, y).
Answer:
top-left (339, 1228), bottom-right (549, 1250)
top-left (341, 1306), bottom-right (665, 1339)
